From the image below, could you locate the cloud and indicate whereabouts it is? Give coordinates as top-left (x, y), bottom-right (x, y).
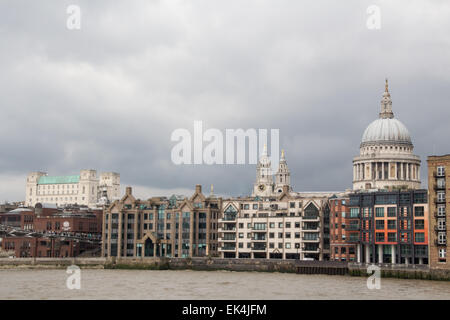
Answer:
top-left (1, 0), bottom-right (450, 201)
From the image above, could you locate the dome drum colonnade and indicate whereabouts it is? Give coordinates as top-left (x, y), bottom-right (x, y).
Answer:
top-left (353, 80), bottom-right (421, 190)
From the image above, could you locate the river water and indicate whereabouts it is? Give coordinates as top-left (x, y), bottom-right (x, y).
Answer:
top-left (0, 269), bottom-right (449, 300)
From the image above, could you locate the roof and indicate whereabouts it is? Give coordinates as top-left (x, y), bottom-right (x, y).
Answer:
top-left (361, 118), bottom-right (412, 146)
top-left (37, 175), bottom-right (80, 185)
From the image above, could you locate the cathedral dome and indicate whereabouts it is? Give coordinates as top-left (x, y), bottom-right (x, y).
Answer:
top-left (361, 118), bottom-right (412, 146)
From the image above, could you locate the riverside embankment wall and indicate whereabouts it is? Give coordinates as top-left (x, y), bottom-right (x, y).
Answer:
top-left (0, 257), bottom-right (448, 280)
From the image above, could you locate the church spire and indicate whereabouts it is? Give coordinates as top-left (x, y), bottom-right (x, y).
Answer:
top-left (379, 78), bottom-right (394, 119)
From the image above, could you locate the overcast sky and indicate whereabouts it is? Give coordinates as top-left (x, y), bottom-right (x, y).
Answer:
top-left (1, 0), bottom-right (449, 201)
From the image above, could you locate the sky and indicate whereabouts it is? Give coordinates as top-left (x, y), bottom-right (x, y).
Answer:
top-left (1, 0), bottom-right (449, 201)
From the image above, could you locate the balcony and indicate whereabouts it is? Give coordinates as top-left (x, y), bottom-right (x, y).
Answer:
top-left (219, 245), bottom-right (236, 251)
top-left (434, 212), bottom-right (446, 218)
top-left (434, 185), bottom-right (446, 191)
top-left (302, 236), bottom-right (320, 242)
top-left (435, 198), bottom-right (446, 204)
top-left (252, 245), bottom-right (267, 251)
top-left (302, 247), bottom-right (320, 253)
top-left (347, 225), bottom-right (360, 231)
top-left (303, 215), bottom-right (320, 221)
top-left (303, 228), bottom-right (320, 232)
top-left (219, 215), bottom-right (237, 222)
top-left (221, 226), bottom-right (236, 232)
top-left (220, 235), bottom-right (236, 241)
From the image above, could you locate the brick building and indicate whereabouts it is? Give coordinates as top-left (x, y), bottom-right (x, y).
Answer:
top-left (329, 196), bottom-right (359, 262)
top-left (0, 205), bottom-right (103, 257)
top-left (102, 185), bottom-right (222, 258)
top-left (427, 155), bottom-right (449, 269)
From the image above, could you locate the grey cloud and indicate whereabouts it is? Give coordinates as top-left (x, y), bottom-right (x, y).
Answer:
top-left (1, 0), bottom-right (449, 201)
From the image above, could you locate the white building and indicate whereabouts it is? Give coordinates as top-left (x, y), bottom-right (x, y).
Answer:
top-left (220, 147), bottom-right (346, 260)
top-left (25, 170), bottom-right (120, 208)
top-left (353, 80), bottom-right (421, 190)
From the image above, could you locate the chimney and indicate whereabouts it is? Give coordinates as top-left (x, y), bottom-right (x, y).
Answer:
top-left (126, 186), bottom-right (132, 195)
top-left (195, 185), bottom-right (202, 193)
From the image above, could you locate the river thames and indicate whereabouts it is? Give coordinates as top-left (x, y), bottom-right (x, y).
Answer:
top-left (0, 269), bottom-right (449, 300)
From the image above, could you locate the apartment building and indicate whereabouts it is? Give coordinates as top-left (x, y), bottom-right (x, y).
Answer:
top-left (218, 187), bottom-right (333, 261)
top-left (102, 185), bottom-right (222, 258)
top-left (427, 155), bottom-right (449, 269)
top-left (329, 196), bottom-right (359, 261)
top-left (348, 190), bottom-right (429, 264)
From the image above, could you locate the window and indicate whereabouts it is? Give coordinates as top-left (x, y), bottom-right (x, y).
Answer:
top-left (414, 207), bottom-right (424, 217)
top-left (375, 220), bottom-right (384, 230)
top-left (269, 243), bottom-right (274, 249)
top-left (253, 223), bottom-right (266, 230)
top-left (387, 220), bottom-right (396, 230)
top-left (437, 192), bottom-right (445, 202)
top-left (388, 232), bottom-right (397, 242)
top-left (285, 232), bottom-right (291, 238)
top-left (349, 208), bottom-right (359, 218)
top-left (238, 233), bottom-right (244, 238)
top-left (438, 205), bottom-right (446, 216)
top-left (375, 207), bottom-right (384, 217)
top-left (253, 204), bottom-right (258, 209)
top-left (414, 220), bottom-right (424, 230)
top-left (269, 233), bottom-right (275, 239)
top-left (286, 222), bottom-right (291, 228)
top-left (376, 233), bottom-right (385, 242)
top-left (437, 178), bottom-right (445, 188)
top-left (437, 166), bottom-right (445, 177)
top-left (278, 233), bottom-right (283, 238)
top-left (439, 248), bottom-right (446, 259)
top-left (278, 222), bottom-right (283, 228)
top-left (285, 243), bottom-right (291, 249)
top-left (415, 232), bottom-right (425, 242)
top-left (278, 243), bottom-right (283, 249)
top-left (238, 243), bottom-right (243, 248)
top-left (438, 218), bottom-right (446, 230)
top-left (247, 223), bottom-right (251, 228)
top-left (438, 232), bottom-right (446, 244)
top-left (290, 202), bottom-right (295, 208)
top-left (295, 232), bottom-right (300, 239)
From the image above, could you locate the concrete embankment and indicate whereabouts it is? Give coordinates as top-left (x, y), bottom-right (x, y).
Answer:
top-left (1, 257), bottom-right (449, 280)
top-left (348, 262), bottom-right (450, 281)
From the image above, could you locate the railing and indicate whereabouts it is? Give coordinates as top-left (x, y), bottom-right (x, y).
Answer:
top-left (252, 246), bottom-right (266, 251)
top-left (435, 226), bottom-right (447, 232)
top-left (435, 240), bottom-right (447, 246)
top-left (303, 216), bottom-right (320, 220)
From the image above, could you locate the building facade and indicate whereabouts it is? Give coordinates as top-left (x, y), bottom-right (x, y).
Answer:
top-left (0, 205), bottom-right (103, 257)
top-left (353, 80), bottom-right (421, 190)
top-left (25, 170), bottom-right (120, 207)
top-left (218, 190), bottom-right (333, 260)
top-left (102, 185), bottom-right (222, 258)
top-left (219, 149), bottom-right (337, 261)
top-left (427, 155), bottom-right (449, 269)
top-left (329, 196), bottom-right (359, 262)
top-left (348, 190), bottom-right (429, 265)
